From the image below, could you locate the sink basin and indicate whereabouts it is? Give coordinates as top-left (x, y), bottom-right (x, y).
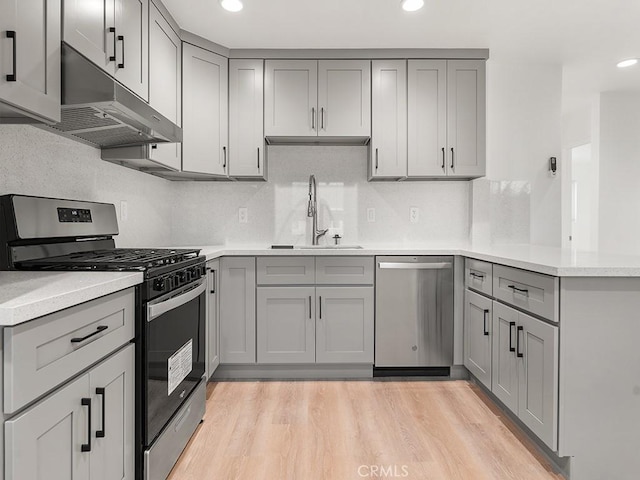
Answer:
top-left (295, 245), bottom-right (363, 249)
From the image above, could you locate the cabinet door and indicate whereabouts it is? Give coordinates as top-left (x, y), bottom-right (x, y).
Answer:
top-left (220, 257), bottom-right (256, 364)
top-left (371, 60), bottom-right (407, 179)
top-left (0, 0), bottom-right (61, 123)
top-left (63, 0), bottom-right (115, 74)
top-left (207, 259), bottom-right (220, 378)
top-left (114, 0), bottom-right (148, 100)
top-left (257, 287), bottom-right (315, 364)
top-left (517, 312), bottom-right (559, 451)
top-left (229, 59), bottom-right (265, 178)
top-left (463, 289), bottom-right (492, 389)
top-left (407, 60), bottom-right (447, 177)
top-left (491, 302), bottom-right (519, 413)
top-left (264, 60), bottom-right (317, 137)
top-left (447, 60), bottom-right (486, 178)
top-left (316, 287), bottom-right (374, 364)
top-left (317, 60), bottom-right (371, 137)
top-left (5, 374), bottom-right (91, 480)
top-left (89, 344), bottom-right (135, 480)
top-left (182, 44), bottom-right (229, 176)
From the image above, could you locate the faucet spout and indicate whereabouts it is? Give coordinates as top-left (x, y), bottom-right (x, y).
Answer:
top-left (307, 175), bottom-right (327, 245)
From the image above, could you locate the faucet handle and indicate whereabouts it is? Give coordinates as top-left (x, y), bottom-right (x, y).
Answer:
top-left (332, 234), bottom-right (342, 245)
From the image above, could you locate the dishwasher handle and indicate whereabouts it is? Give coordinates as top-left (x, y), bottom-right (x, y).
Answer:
top-left (378, 262), bottom-right (452, 270)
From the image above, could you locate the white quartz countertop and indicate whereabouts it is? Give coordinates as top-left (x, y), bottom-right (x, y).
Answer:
top-left (0, 271), bottom-right (143, 326)
top-left (185, 244), bottom-right (640, 277)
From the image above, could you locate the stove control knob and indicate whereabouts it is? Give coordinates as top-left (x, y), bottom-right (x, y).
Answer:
top-left (153, 278), bottom-right (165, 291)
top-left (177, 272), bottom-right (186, 285)
top-left (185, 270), bottom-right (193, 282)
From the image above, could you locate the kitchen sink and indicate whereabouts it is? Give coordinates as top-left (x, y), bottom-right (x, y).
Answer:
top-left (294, 245), bottom-right (363, 249)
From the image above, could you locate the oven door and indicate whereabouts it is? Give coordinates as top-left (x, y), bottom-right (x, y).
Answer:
top-left (144, 278), bottom-right (206, 445)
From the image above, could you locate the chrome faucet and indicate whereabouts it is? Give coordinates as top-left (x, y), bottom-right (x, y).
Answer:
top-left (307, 175), bottom-right (328, 245)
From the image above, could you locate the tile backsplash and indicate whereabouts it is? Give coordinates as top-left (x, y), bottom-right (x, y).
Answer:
top-left (171, 146), bottom-right (471, 247)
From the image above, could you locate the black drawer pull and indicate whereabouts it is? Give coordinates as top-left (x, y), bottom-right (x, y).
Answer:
top-left (469, 272), bottom-right (485, 280)
top-left (441, 147), bottom-right (445, 170)
top-left (516, 325), bottom-right (524, 358)
top-left (6, 31), bottom-right (16, 82)
top-left (108, 27), bottom-right (116, 61)
top-left (509, 321), bottom-right (516, 352)
top-left (309, 296), bottom-right (312, 319)
top-left (96, 388), bottom-right (106, 438)
top-left (81, 398), bottom-right (92, 452)
top-left (117, 35), bottom-right (125, 68)
top-left (508, 285), bottom-right (529, 296)
top-left (483, 309), bottom-right (490, 336)
top-left (71, 325), bottom-right (108, 343)
top-left (319, 296), bottom-right (322, 319)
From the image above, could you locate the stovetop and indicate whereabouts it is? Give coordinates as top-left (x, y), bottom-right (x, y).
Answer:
top-left (16, 248), bottom-right (201, 273)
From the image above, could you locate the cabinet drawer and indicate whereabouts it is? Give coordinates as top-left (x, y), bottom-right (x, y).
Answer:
top-left (315, 257), bottom-right (374, 285)
top-left (4, 288), bottom-right (135, 414)
top-left (493, 265), bottom-right (558, 322)
top-left (465, 258), bottom-right (493, 296)
top-left (257, 257), bottom-right (315, 285)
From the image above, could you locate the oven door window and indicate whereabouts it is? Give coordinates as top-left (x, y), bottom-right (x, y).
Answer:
top-left (145, 282), bottom-right (205, 445)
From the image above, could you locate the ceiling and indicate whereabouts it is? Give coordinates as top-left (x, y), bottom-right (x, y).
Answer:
top-left (163, 0), bottom-right (640, 112)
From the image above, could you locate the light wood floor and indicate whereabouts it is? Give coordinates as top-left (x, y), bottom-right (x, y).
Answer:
top-left (168, 380), bottom-right (564, 480)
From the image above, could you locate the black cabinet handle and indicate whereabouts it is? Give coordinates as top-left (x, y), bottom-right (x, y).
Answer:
top-left (223, 146), bottom-right (227, 169)
top-left (441, 147), bottom-right (445, 170)
top-left (375, 148), bottom-right (379, 171)
top-left (81, 398), bottom-right (92, 452)
top-left (309, 296), bottom-right (312, 319)
top-left (71, 325), bottom-right (108, 343)
top-left (311, 107), bottom-right (315, 130)
top-left (483, 309), bottom-right (490, 336)
top-left (257, 147), bottom-right (260, 170)
top-left (117, 35), bottom-right (125, 68)
top-left (209, 269), bottom-right (216, 294)
top-left (96, 388), bottom-right (106, 438)
top-left (516, 325), bottom-right (524, 358)
top-left (450, 147), bottom-right (454, 170)
top-left (6, 31), bottom-right (16, 82)
top-left (509, 321), bottom-right (516, 352)
top-left (319, 296), bottom-right (322, 319)
top-left (108, 27), bottom-right (117, 62)
top-left (469, 272), bottom-right (485, 280)
top-left (508, 285), bottom-right (529, 296)
top-left (321, 107), bottom-right (325, 130)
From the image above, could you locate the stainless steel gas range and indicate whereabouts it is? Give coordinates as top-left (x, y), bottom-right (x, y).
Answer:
top-left (0, 194), bottom-right (206, 480)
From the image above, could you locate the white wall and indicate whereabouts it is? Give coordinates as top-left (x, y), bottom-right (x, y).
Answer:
top-left (0, 126), bottom-right (174, 247)
top-left (171, 146), bottom-right (471, 247)
top-left (597, 92), bottom-right (640, 255)
top-left (472, 59), bottom-right (563, 247)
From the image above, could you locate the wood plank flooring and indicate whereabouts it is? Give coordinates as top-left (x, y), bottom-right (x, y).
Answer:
top-left (168, 380), bottom-right (564, 480)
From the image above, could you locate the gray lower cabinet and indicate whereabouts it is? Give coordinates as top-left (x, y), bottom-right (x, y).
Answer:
top-left (5, 344), bottom-right (134, 480)
top-left (316, 287), bottom-right (374, 364)
top-left (220, 257), bottom-right (256, 364)
top-left (463, 289), bottom-right (492, 388)
top-left (492, 301), bottom-right (559, 451)
top-left (257, 287), bottom-right (315, 363)
top-left (206, 259), bottom-right (220, 378)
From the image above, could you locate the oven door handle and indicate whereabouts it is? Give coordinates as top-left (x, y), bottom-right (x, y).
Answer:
top-left (147, 280), bottom-right (206, 322)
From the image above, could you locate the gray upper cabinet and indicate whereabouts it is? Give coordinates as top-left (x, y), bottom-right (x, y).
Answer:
top-left (257, 286), bottom-right (316, 364)
top-left (464, 289), bottom-right (492, 389)
top-left (148, 2), bottom-right (181, 171)
top-left (220, 257), bottom-right (256, 364)
top-left (63, 0), bottom-right (149, 100)
top-left (408, 59), bottom-right (486, 178)
top-left (264, 59), bottom-right (371, 139)
top-left (316, 286), bottom-right (374, 363)
top-left (5, 344), bottom-right (135, 480)
top-left (182, 43), bottom-right (229, 177)
top-left (371, 60), bottom-right (407, 179)
top-left (264, 60), bottom-right (317, 137)
top-left (206, 259), bottom-right (220, 378)
top-left (229, 59), bottom-right (265, 179)
top-left (446, 60), bottom-right (486, 178)
top-left (0, 0), bottom-right (61, 123)
top-left (317, 60), bottom-right (371, 137)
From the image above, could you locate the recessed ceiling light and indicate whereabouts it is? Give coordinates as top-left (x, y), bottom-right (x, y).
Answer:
top-left (220, 0), bottom-right (243, 12)
top-left (401, 0), bottom-right (424, 11)
top-left (617, 59), bottom-right (638, 68)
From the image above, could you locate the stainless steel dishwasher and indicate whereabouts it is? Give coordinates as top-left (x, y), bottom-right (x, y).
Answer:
top-left (375, 256), bottom-right (454, 374)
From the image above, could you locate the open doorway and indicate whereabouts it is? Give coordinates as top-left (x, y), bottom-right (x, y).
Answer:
top-left (569, 143), bottom-right (598, 251)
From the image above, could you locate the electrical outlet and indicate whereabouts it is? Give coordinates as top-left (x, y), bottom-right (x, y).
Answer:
top-left (367, 208), bottom-right (376, 223)
top-left (120, 201), bottom-right (128, 222)
top-left (238, 207), bottom-right (248, 224)
top-left (410, 207), bottom-right (419, 224)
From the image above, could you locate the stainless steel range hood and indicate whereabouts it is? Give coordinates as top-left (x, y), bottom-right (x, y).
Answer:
top-left (40, 44), bottom-right (182, 149)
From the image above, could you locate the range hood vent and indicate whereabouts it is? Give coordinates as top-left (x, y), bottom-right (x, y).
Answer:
top-left (265, 136), bottom-right (370, 146)
top-left (39, 44), bottom-right (182, 149)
